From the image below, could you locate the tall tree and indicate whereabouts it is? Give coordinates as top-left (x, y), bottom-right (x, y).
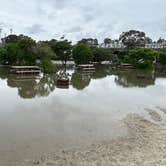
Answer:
top-left (72, 44), bottom-right (93, 64)
top-left (17, 38), bottom-right (36, 65)
top-left (104, 38), bottom-right (112, 45)
top-left (2, 34), bottom-right (32, 44)
top-left (77, 38), bottom-right (98, 46)
top-left (119, 30), bottom-right (149, 49)
top-left (50, 40), bottom-right (72, 65)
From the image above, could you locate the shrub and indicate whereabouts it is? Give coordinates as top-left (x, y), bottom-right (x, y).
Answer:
top-left (72, 44), bottom-right (93, 64)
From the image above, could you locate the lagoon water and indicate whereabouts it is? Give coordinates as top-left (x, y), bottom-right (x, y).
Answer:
top-left (0, 66), bottom-right (166, 165)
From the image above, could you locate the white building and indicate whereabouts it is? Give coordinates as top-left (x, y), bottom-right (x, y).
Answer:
top-left (145, 42), bottom-right (166, 49)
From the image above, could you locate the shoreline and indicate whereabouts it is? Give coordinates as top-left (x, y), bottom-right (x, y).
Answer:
top-left (21, 112), bottom-right (166, 166)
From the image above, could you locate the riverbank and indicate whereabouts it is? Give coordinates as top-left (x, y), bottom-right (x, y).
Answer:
top-left (21, 110), bottom-right (166, 166)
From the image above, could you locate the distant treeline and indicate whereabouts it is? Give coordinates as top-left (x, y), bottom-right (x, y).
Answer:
top-left (0, 30), bottom-right (166, 72)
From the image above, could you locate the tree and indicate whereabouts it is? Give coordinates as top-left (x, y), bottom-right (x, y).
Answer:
top-left (92, 47), bottom-right (112, 63)
top-left (72, 44), bottom-right (93, 64)
top-left (0, 47), bottom-right (8, 65)
top-left (5, 43), bottom-right (19, 65)
top-left (119, 30), bottom-right (150, 49)
top-left (77, 38), bottom-right (98, 46)
top-left (17, 38), bottom-right (36, 65)
top-left (104, 38), bottom-right (112, 45)
top-left (37, 43), bottom-right (57, 73)
top-left (50, 40), bottom-right (72, 65)
top-left (126, 48), bottom-right (159, 69)
top-left (157, 38), bottom-right (165, 44)
top-left (37, 42), bottom-right (56, 60)
top-left (2, 34), bottom-right (32, 44)
top-left (2, 35), bottom-right (20, 44)
top-left (145, 37), bottom-right (153, 44)
top-left (158, 52), bottom-right (166, 66)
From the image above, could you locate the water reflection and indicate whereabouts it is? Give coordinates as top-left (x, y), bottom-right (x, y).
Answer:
top-left (114, 70), bottom-right (155, 88)
top-left (0, 67), bottom-right (57, 99)
top-left (71, 66), bottom-right (113, 90)
top-left (0, 66), bottom-right (166, 99)
top-left (71, 72), bottom-right (91, 90)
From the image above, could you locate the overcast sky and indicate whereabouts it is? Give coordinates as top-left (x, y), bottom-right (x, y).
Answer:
top-left (0, 0), bottom-right (166, 43)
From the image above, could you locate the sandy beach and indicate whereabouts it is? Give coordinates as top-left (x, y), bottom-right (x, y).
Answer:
top-left (20, 108), bottom-right (166, 166)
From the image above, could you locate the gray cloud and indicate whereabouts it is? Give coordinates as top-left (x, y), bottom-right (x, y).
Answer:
top-left (0, 0), bottom-right (165, 42)
top-left (27, 24), bottom-right (45, 34)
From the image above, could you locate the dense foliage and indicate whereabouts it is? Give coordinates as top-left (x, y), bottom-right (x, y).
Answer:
top-left (0, 38), bottom-right (36, 65)
top-left (72, 44), bottom-right (93, 64)
top-left (0, 32), bottom-right (166, 72)
top-left (0, 35), bottom-right (56, 73)
top-left (50, 40), bottom-right (72, 65)
top-left (92, 47), bottom-right (113, 63)
top-left (125, 48), bottom-right (159, 69)
top-left (119, 30), bottom-right (152, 49)
top-left (158, 52), bottom-right (166, 66)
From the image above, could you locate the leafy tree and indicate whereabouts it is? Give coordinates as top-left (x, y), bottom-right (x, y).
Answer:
top-left (126, 48), bottom-right (159, 69)
top-left (77, 38), bottom-right (98, 46)
top-left (40, 58), bottom-right (56, 73)
top-left (0, 43), bottom-right (20, 65)
top-left (17, 38), bottom-right (36, 65)
top-left (104, 38), bottom-right (112, 45)
top-left (0, 47), bottom-right (8, 65)
top-left (72, 44), bottom-right (93, 64)
top-left (158, 52), bottom-right (166, 65)
top-left (5, 43), bottom-right (19, 65)
top-left (37, 43), bottom-right (57, 73)
top-left (145, 37), bottom-right (153, 44)
top-left (2, 35), bottom-right (20, 44)
top-left (157, 38), bottom-right (165, 44)
top-left (50, 40), bottom-right (72, 65)
top-left (2, 34), bottom-right (32, 44)
top-left (92, 47), bottom-right (112, 63)
top-left (37, 42), bottom-right (56, 60)
top-left (119, 30), bottom-right (151, 49)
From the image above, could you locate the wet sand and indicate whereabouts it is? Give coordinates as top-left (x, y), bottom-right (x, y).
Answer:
top-left (21, 111), bottom-right (166, 166)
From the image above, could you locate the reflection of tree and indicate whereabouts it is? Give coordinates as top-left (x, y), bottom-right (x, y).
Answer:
top-left (36, 74), bottom-right (56, 97)
top-left (155, 71), bottom-right (166, 78)
top-left (114, 70), bottom-right (155, 88)
top-left (71, 65), bottom-right (113, 90)
top-left (56, 69), bottom-right (70, 89)
top-left (0, 66), bottom-right (9, 80)
top-left (71, 71), bottom-right (91, 90)
top-left (92, 65), bottom-right (112, 79)
top-left (7, 76), bottom-right (37, 98)
top-left (6, 74), bottom-right (56, 99)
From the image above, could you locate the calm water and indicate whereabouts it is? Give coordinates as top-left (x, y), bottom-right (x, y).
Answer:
top-left (0, 66), bottom-right (166, 165)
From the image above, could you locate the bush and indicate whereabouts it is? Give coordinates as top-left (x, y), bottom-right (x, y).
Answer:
top-left (92, 47), bottom-right (112, 63)
top-left (127, 48), bottom-right (158, 69)
top-left (40, 58), bottom-right (57, 73)
top-left (158, 52), bottom-right (166, 66)
top-left (0, 47), bottom-right (8, 65)
top-left (72, 44), bottom-right (93, 64)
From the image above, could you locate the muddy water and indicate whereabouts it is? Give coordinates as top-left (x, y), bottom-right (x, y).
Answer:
top-left (0, 66), bottom-right (166, 166)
